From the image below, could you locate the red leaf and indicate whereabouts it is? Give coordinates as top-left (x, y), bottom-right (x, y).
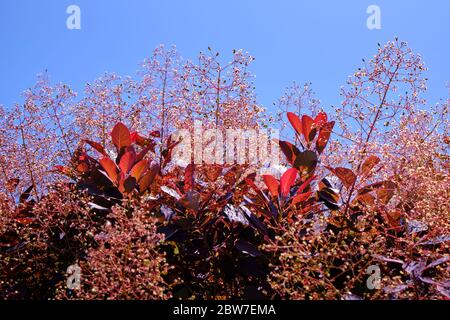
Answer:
top-left (314, 112), bottom-right (328, 127)
top-left (130, 132), bottom-right (140, 143)
top-left (296, 175), bottom-right (316, 195)
top-left (280, 168), bottom-right (297, 197)
top-left (245, 176), bottom-right (262, 194)
top-left (76, 162), bottom-right (89, 173)
top-left (78, 153), bottom-right (88, 162)
top-left (361, 155), bottom-right (381, 177)
top-left (326, 166), bottom-right (356, 190)
top-left (162, 136), bottom-right (182, 168)
top-left (54, 165), bottom-right (72, 176)
top-left (287, 112), bottom-right (302, 136)
top-left (292, 191), bottom-right (312, 205)
top-left (119, 176), bottom-right (137, 194)
top-left (119, 150), bottom-right (136, 174)
top-left (178, 190), bottom-right (200, 212)
top-left (277, 140), bottom-right (301, 165)
top-left (316, 121), bottom-right (335, 154)
top-left (83, 140), bottom-right (107, 156)
top-left (262, 175), bottom-right (279, 197)
top-left (99, 157), bottom-right (119, 183)
top-left (354, 193), bottom-right (375, 206)
top-left (136, 143), bottom-right (154, 162)
top-left (130, 159), bottom-right (148, 180)
top-left (293, 150), bottom-right (318, 174)
top-left (184, 163), bottom-right (195, 192)
top-left (373, 181), bottom-right (397, 204)
top-left (358, 180), bottom-right (396, 196)
top-left (301, 115), bottom-right (315, 142)
top-left (139, 164), bottom-right (159, 193)
top-left (111, 122), bottom-right (131, 150)
top-left (130, 131), bottom-right (154, 148)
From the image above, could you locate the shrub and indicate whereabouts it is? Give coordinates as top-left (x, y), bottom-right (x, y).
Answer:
top-left (56, 203), bottom-right (171, 300)
top-left (0, 39), bottom-right (448, 300)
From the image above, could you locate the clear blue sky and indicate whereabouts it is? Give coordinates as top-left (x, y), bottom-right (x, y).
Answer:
top-left (1, 0), bottom-right (449, 112)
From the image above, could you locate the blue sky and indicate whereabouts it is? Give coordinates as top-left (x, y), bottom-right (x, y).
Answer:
top-left (0, 0), bottom-right (449, 112)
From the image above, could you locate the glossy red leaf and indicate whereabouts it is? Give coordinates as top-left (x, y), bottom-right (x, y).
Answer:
top-left (119, 150), bottom-right (136, 174)
top-left (136, 143), bottom-right (154, 162)
top-left (280, 168), bottom-right (297, 197)
top-left (277, 140), bottom-right (301, 165)
top-left (119, 176), bottom-right (137, 194)
top-left (76, 162), bottom-right (89, 173)
top-left (292, 191), bottom-right (312, 205)
top-left (314, 112), bottom-right (328, 127)
top-left (78, 153), bottom-right (88, 162)
top-left (245, 175), bottom-right (262, 194)
top-left (301, 115), bottom-right (315, 142)
top-left (287, 112), bottom-right (302, 136)
top-left (178, 190), bottom-right (200, 212)
top-left (130, 131), bottom-right (154, 149)
top-left (316, 121), bottom-right (335, 154)
top-left (326, 166), bottom-right (356, 189)
top-left (293, 150), bottom-right (318, 174)
top-left (375, 181), bottom-right (397, 204)
top-left (130, 159), bottom-right (148, 180)
top-left (296, 174), bottom-right (316, 195)
top-left (130, 131), bottom-right (140, 143)
top-left (262, 174), bottom-right (279, 197)
top-left (111, 122), bottom-right (132, 150)
top-left (361, 155), bottom-right (381, 177)
top-left (99, 156), bottom-right (119, 183)
top-left (204, 164), bottom-right (223, 182)
top-left (139, 164), bottom-right (159, 192)
top-left (358, 180), bottom-right (395, 195)
top-left (83, 140), bottom-right (107, 156)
